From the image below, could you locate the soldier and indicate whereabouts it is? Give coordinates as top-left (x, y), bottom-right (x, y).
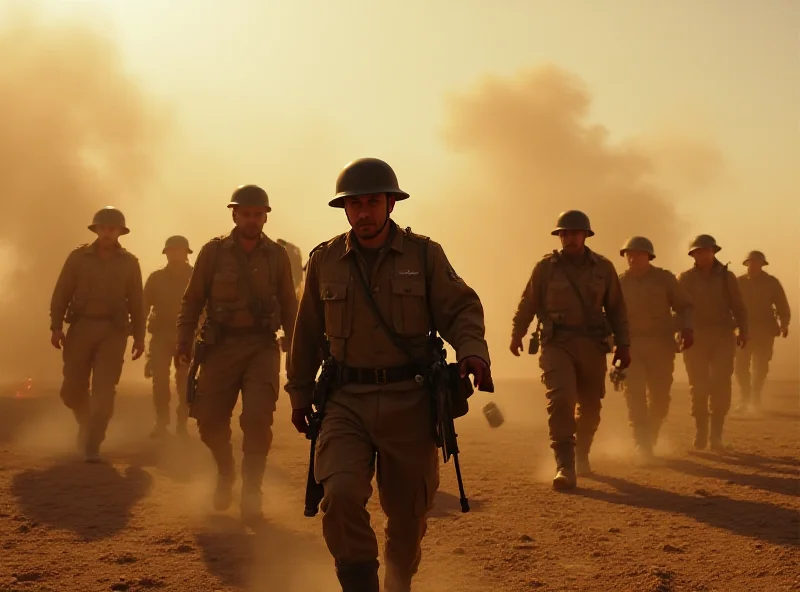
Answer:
top-left (49, 206), bottom-right (145, 462)
top-left (678, 235), bottom-right (748, 450)
top-left (175, 185), bottom-right (298, 521)
top-left (734, 250), bottom-right (791, 412)
top-left (286, 158), bottom-right (492, 592)
top-left (510, 210), bottom-right (630, 490)
top-left (144, 235), bottom-right (194, 438)
top-left (276, 238), bottom-right (304, 294)
top-left (618, 236), bottom-right (693, 462)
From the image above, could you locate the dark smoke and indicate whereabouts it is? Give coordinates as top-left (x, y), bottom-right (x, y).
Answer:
top-left (434, 65), bottom-right (725, 375)
top-left (0, 9), bottom-right (166, 381)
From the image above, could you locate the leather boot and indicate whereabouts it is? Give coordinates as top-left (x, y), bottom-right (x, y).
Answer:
top-left (709, 415), bottom-right (727, 451)
top-left (335, 560), bottom-right (380, 592)
top-left (575, 431), bottom-right (594, 476)
top-left (211, 443), bottom-right (235, 511)
top-left (241, 454), bottom-right (267, 521)
top-left (552, 443), bottom-right (577, 490)
top-left (633, 425), bottom-right (654, 465)
top-left (693, 415), bottom-right (708, 450)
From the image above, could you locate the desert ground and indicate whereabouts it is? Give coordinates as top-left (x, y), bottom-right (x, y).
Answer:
top-left (0, 374), bottom-right (797, 592)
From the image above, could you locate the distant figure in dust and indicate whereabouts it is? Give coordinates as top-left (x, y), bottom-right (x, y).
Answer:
top-left (49, 207), bottom-right (145, 463)
top-left (618, 236), bottom-right (693, 463)
top-left (143, 235), bottom-right (194, 438)
top-left (678, 235), bottom-right (748, 451)
top-left (734, 250), bottom-right (791, 413)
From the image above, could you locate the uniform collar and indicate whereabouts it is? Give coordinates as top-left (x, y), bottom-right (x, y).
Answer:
top-left (86, 240), bottom-right (123, 255)
top-left (222, 228), bottom-right (268, 251)
top-left (341, 220), bottom-right (404, 260)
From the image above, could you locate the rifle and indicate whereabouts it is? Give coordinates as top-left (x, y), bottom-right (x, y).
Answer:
top-left (186, 337), bottom-right (205, 419)
top-left (304, 342), bottom-right (338, 517)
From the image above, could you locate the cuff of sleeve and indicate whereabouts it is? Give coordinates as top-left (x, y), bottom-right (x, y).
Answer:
top-left (50, 324), bottom-right (63, 332)
top-left (286, 385), bottom-right (314, 409)
top-left (455, 341), bottom-right (491, 365)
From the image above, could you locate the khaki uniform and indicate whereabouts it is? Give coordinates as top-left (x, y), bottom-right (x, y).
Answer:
top-left (144, 262), bottom-right (193, 427)
top-left (50, 242), bottom-right (144, 451)
top-left (177, 229), bottom-right (297, 479)
top-left (735, 271), bottom-right (791, 404)
top-left (619, 266), bottom-right (692, 449)
top-left (512, 248), bottom-right (630, 458)
top-left (678, 262), bottom-right (748, 429)
top-left (281, 240), bottom-right (305, 293)
top-left (286, 223), bottom-right (490, 591)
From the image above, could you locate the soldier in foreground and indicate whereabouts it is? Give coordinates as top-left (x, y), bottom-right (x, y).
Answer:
top-left (287, 158), bottom-right (492, 592)
top-left (618, 237), bottom-right (693, 462)
top-left (510, 210), bottom-right (630, 490)
top-left (735, 250), bottom-right (791, 412)
top-left (276, 238), bottom-right (304, 295)
top-left (49, 207), bottom-right (145, 462)
top-left (678, 235), bottom-right (748, 450)
top-left (176, 185), bottom-right (297, 521)
top-left (143, 235), bottom-right (194, 438)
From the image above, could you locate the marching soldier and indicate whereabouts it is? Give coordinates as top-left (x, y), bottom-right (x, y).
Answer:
top-left (510, 210), bottom-right (630, 490)
top-left (286, 158), bottom-right (492, 592)
top-left (618, 236), bottom-right (693, 462)
top-left (49, 207), bottom-right (145, 462)
top-left (678, 235), bottom-right (748, 450)
top-left (735, 250), bottom-right (791, 411)
top-left (175, 185), bottom-right (298, 521)
top-left (143, 235), bottom-right (194, 438)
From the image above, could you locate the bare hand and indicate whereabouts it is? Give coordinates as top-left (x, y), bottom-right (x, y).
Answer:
top-left (292, 406), bottom-right (313, 435)
top-left (509, 336), bottom-right (524, 357)
top-left (680, 329), bottom-right (695, 351)
top-left (50, 330), bottom-right (65, 350)
top-left (459, 356), bottom-right (494, 392)
top-left (737, 334), bottom-right (748, 349)
top-left (131, 340), bottom-right (145, 361)
top-left (612, 345), bottom-right (631, 369)
top-left (174, 343), bottom-right (192, 368)
top-left (781, 326), bottom-right (789, 338)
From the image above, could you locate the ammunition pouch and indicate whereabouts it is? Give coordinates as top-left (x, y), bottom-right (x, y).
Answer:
top-left (434, 362), bottom-right (474, 420)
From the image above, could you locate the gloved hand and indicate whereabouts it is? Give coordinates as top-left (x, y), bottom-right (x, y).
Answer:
top-left (612, 345), bottom-right (631, 369)
top-left (292, 406), bottom-right (313, 435)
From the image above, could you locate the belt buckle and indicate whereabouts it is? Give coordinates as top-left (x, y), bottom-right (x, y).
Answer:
top-left (375, 368), bottom-right (387, 385)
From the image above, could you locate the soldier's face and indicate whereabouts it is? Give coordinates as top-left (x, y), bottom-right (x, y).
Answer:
top-left (94, 225), bottom-right (123, 246)
top-left (165, 247), bottom-right (189, 264)
top-left (558, 230), bottom-right (587, 254)
top-left (747, 261), bottom-right (764, 274)
top-left (232, 206), bottom-right (268, 239)
top-left (344, 194), bottom-right (396, 239)
top-left (690, 247), bottom-right (715, 267)
top-left (625, 250), bottom-right (651, 269)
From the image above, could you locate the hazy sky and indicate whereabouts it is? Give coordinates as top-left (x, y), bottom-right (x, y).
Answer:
top-left (2, 0), bottom-right (798, 379)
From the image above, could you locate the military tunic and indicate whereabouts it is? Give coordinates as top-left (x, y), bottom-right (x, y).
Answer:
top-left (619, 265), bottom-right (692, 447)
top-left (144, 262), bottom-right (193, 426)
top-left (678, 261), bottom-right (748, 420)
top-left (50, 242), bottom-right (144, 449)
top-left (735, 271), bottom-right (791, 404)
top-left (177, 229), bottom-right (297, 462)
top-left (512, 248), bottom-right (630, 455)
top-left (286, 222), bottom-right (489, 589)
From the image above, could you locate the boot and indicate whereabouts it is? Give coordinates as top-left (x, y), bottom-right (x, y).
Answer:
top-left (336, 560), bottom-right (380, 592)
top-left (693, 416), bottom-right (708, 450)
top-left (650, 418), bottom-right (663, 451)
top-left (211, 444), bottom-right (235, 511)
top-left (552, 443), bottom-right (577, 490)
top-left (240, 454), bottom-right (267, 521)
top-left (575, 431), bottom-right (595, 476)
top-left (709, 415), bottom-right (727, 451)
top-left (633, 424), bottom-right (654, 466)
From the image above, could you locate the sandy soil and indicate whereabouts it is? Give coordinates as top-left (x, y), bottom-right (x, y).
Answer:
top-left (0, 375), bottom-right (797, 592)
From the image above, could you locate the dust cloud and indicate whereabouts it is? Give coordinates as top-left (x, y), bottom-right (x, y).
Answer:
top-left (431, 65), bottom-right (727, 378)
top-left (0, 9), bottom-right (167, 382)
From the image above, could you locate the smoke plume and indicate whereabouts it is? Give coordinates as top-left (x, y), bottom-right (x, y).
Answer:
top-left (0, 9), bottom-right (167, 381)
top-left (434, 65), bottom-right (725, 375)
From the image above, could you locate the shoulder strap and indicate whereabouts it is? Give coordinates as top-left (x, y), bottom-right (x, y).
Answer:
top-left (552, 253), bottom-right (595, 320)
top-left (231, 243), bottom-right (264, 319)
top-left (204, 239), bottom-right (223, 300)
top-left (349, 234), bottom-right (432, 364)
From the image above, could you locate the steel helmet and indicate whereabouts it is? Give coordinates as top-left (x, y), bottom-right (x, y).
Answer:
top-left (228, 185), bottom-right (271, 211)
top-left (620, 236), bottom-right (655, 259)
top-left (688, 234), bottom-right (721, 255)
top-left (88, 206), bottom-right (129, 235)
top-left (551, 210), bottom-right (594, 237)
top-left (162, 235), bottom-right (192, 254)
top-left (329, 158), bottom-right (409, 208)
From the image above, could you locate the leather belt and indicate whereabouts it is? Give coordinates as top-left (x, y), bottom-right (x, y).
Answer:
top-left (338, 364), bottom-right (425, 386)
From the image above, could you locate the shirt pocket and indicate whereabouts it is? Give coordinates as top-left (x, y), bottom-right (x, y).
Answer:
top-left (320, 281), bottom-right (351, 338)
top-left (390, 277), bottom-right (429, 336)
top-left (545, 279), bottom-right (573, 313)
top-left (211, 270), bottom-right (239, 302)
